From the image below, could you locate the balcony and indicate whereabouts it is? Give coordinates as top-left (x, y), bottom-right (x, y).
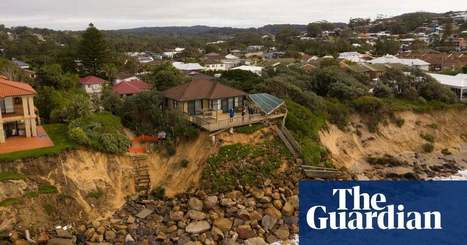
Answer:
top-left (1, 104), bottom-right (25, 121)
top-left (188, 111), bottom-right (286, 132)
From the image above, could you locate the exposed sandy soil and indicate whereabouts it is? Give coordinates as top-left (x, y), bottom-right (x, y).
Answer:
top-left (320, 108), bottom-right (467, 179)
top-left (0, 128), bottom-right (275, 231)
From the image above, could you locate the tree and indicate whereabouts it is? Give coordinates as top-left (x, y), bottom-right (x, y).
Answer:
top-left (78, 23), bottom-right (109, 75)
top-left (102, 63), bottom-right (118, 81)
top-left (101, 89), bottom-right (124, 115)
top-left (307, 23), bottom-right (322, 37)
top-left (374, 39), bottom-right (400, 56)
top-left (37, 64), bottom-right (79, 90)
top-left (146, 62), bottom-right (188, 90)
top-left (275, 27), bottom-right (299, 46)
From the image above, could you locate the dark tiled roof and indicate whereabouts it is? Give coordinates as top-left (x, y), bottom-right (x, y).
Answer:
top-left (160, 77), bottom-right (247, 101)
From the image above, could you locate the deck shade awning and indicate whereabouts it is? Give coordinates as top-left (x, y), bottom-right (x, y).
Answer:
top-left (248, 93), bottom-right (284, 115)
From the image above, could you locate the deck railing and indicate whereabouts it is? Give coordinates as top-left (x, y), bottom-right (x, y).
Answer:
top-left (188, 112), bottom-right (286, 132)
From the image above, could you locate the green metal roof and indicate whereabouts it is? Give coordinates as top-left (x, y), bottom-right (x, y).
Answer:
top-left (248, 93), bottom-right (284, 115)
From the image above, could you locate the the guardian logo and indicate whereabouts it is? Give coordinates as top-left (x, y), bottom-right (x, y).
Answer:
top-left (306, 186), bottom-right (443, 230)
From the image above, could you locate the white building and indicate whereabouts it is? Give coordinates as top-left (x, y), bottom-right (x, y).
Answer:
top-left (338, 52), bottom-right (367, 63)
top-left (79, 76), bottom-right (108, 96)
top-left (427, 73), bottom-right (467, 100)
top-left (172, 62), bottom-right (205, 72)
top-left (368, 55), bottom-right (430, 71)
top-left (232, 65), bottom-right (264, 76)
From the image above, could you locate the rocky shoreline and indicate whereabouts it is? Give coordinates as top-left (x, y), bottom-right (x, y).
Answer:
top-left (3, 169), bottom-right (302, 245)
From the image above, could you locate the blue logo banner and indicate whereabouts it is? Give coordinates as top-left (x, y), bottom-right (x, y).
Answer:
top-left (299, 181), bottom-right (467, 245)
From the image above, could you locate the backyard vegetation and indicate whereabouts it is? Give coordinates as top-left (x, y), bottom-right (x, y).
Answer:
top-left (202, 139), bottom-right (290, 192)
top-left (68, 112), bottom-right (131, 154)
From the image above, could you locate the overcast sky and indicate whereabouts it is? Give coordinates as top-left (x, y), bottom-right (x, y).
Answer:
top-left (0, 0), bottom-right (464, 30)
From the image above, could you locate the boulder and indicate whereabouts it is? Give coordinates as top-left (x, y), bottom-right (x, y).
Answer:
top-left (204, 196), bottom-right (219, 209)
top-left (188, 197), bottom-right (204, 211)
top-left (274, 225), bottom-right (290, 240)
top-left (104, 230), bottom-right (117, 242)
top-left (136, 208), bottom-right (154, 219)
top-left (186, 221), bottom-right (211, 234)
top-left (245, 237), bottom-right (268, 245)
top-left (237, 225), bottom-right (256, 240)
top-left (213, 218), bottom-right (233, 232)
top-left (282, 201), bottom-right (294, 216)
top-left (188, 210), bottom-right (207, 220)
top-left (261, 215), bottom-right (277, 231)
top-left (220, 198), bottom-right (236, 207)
top-left (170, 210), bottom-right (185, 221)
top-left (47, 238), bottom-right (73, 245)
top-left (265, 207), bottom-right (282, 219)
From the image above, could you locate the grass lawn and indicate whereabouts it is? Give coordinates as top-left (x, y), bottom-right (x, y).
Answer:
top-left (0, 124), bottom-right (76, 162)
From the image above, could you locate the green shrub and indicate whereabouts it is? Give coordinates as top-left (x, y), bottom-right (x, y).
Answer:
top-left (0, 198), bottom-right (22, 207)
top-left (420, 133), bottom-right (435, 143)
top-left (0, 171), bottom-right (25, 181)
top-left (353, 96), bottom-right (384, 114)
top-left (180, 159), bottom-right (189, 168)
top-left (68, 112), bottom-right (130, 154)
top-left (68, 127), bottom-right (90, 145)
top-left (236, 124), bottom-right (264, 134)
top-left (42, 203), bottom-right (56, 216)
top-left (38, 184), bottom-right (58, 194)
top-left (427, 123), bottom-right (438, 129)
top-left (165, 144), bottom-right (176, 156)
top-left (441, 148), bottom-right (452, 155)
top-left (422, 143), bottom-right (434, 153)
top-left (150, 186), bottom-right (165, 199)
top-left (87, 188), bottom-right (104, 199)
top-left (325, 99), bottom-right (350, 129)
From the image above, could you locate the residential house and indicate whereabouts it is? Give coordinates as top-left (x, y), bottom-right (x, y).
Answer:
top-left (12, 58), bottom-right (30, 70)
top-left (80, 75), bottom-right (108, 96)
top-left (160, 77), bottom-right (286, 131)
top-left (427, 73), bottom-right (467, 100)
top-left (112, 79), bottom-right (153, 96)
top-left (232, 65), bottom-right (264, 76)
top-left (0, 76), bottom-right (38, 143)
top-left (340, 62), bottom-right (387, 79)
top-left (398, 52), bottom-right (467, 71)
top-left (338, 52), bottom-right (369, 63)
top-left (172, 62), bottom-right (205, 73)
top-left (368, 55), bottom-right (430, 71)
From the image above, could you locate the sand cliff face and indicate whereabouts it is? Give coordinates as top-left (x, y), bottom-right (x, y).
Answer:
top-left (319, 108), bottom-right (467, 179)
top-left (0, 129), bottom-right (269, 231)
top-left (0, 132), bottom-right (218, 230)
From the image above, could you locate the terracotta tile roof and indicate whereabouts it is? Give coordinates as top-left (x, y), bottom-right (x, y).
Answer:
top-left (80, 75), bottom-right (108, 85)
top-left (160, 76), bottom-right (247, 101)
top-left (112, 80), bottom-right (153, 95)
top-left (0, 77), bottom-right (36, 98)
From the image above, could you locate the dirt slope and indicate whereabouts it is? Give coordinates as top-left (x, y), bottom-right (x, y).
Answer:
top-left (320, 108), bottom-right (467, 178)
top-left (0, 129), bottom-right (272, 231)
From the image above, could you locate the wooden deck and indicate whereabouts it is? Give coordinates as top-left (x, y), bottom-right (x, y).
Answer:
top-left (189, 113), bottom-right (286, 132)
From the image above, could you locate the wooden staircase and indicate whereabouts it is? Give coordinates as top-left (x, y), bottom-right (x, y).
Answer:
top-left (131, 154), bottom-right (151, 195)
top-left (272, 125), bottom-right (300, 158)
top-left (272, 124), bottom-right (343, 179)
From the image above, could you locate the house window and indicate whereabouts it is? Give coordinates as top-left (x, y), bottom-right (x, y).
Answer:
top-left (234, 97), bottom-right (239, 107)
top-left (3, 97), bottom-right (14, 113)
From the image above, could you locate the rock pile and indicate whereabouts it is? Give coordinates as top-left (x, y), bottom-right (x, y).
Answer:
top-left (2, 173), bottom-right (301, 245)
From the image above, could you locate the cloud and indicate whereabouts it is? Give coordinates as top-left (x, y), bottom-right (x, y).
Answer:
top-left (0, 0), bottom-right (462, 30)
